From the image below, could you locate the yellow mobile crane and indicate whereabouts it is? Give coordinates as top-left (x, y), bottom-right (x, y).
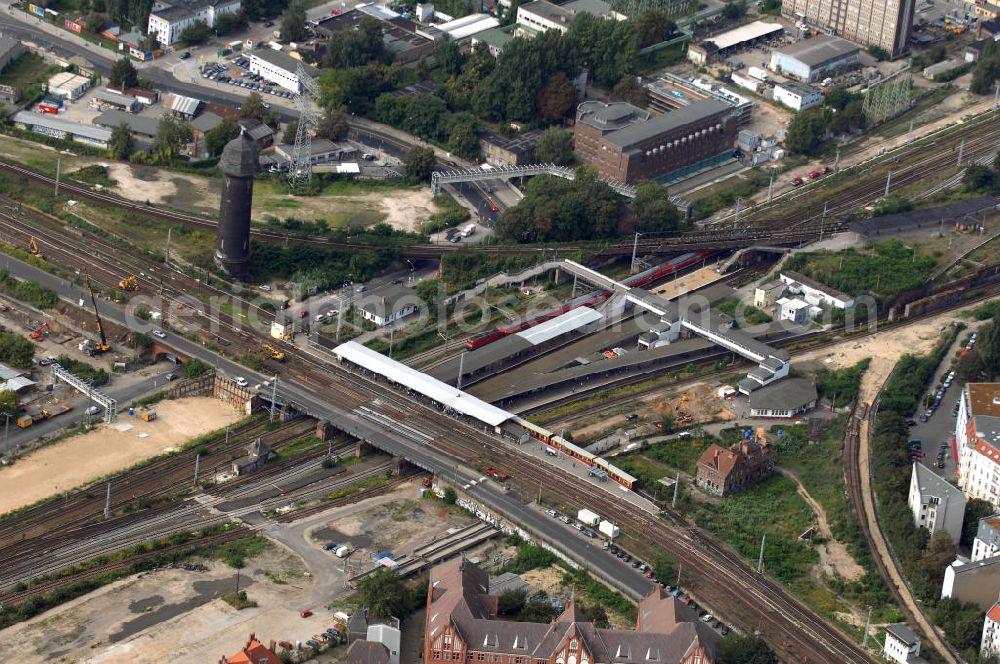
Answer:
top-left (261, 342), bottom-right (285, 362)
top-left (83, 273), bottom-right (111, 355)
top-left (119, 275), bottom-right (139, 291)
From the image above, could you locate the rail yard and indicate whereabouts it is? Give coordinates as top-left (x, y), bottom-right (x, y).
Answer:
top-left (0, 87), bottom-right (999, 664)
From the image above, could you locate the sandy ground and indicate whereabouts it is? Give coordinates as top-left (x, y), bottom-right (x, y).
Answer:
top-left (0, 397), bottom-right (242, 515)
top-left (651, 264), bottom-right (727, 300)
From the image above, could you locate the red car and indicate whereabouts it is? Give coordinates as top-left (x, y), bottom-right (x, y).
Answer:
top-left (490, 203), bottom-right (498, 212)
top-left (299, 310), bottom-right (308, 319)
top-left (300, 610), bottom-right (314, 618)
top-left (791, 177), bottom-right (804, 187)
top-left (808, 170), bottom-right (821, 179)
top-left (278, 641), bottom-right (293, 650)
top-left (820, 165), bottom-right (832, 175)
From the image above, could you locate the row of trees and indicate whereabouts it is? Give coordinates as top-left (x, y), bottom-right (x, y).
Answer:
top-left (375, 93), bottom-right (481, 159)
top-left (783, 88), bottom-right (865, 155)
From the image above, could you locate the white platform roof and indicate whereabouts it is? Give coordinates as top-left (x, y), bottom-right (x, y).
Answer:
top-left (438, 13), bottom-right (499, 40)
top-left (333, 341), bottom-right (512, 427)
top-left (706, 20), bottom-right (783, 50)
top-left (517, 306), bottom-right (602, 346)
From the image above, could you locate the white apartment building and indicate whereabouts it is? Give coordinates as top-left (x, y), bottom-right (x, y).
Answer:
top-left (778, 270), bottom-right (854, 308)
top-left (248, 49), bottom-right (318, 93)
top-left (957, 383), bottom-right (1000, 507)
top-left (975, 515), bottom-right (1000, 561)
top-left (984, 602), bottom-right (1000, 658)
top-left (147, 0), bottom-right (241, 46)
top-left (772, 81), bottom-right (825, 112)
top-left (908, 461), bottom-right (965, 543)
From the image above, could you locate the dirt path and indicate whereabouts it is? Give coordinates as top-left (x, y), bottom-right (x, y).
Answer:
top-left (0, 397), bottom-right (242, 516)
top-left (776, 468), bottom-right (864, 582)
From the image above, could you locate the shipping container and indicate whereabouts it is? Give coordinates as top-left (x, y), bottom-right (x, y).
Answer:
top-left (377, 556), bottom-right (399, 570)
top-left (42, 97), bottom-right (63, 108)
top-left (577, 508), bottom-right (600, 527)
top-left (38, 103), bottom-right (59, 114)
top-left (598, 520), bottom-right (620, 539)
top-left (747, 66), bottom-right (769, 82)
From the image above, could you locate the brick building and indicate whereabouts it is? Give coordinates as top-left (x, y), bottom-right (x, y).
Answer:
top-left (219, 633), bottom-right (281, 664)
top-left (696, 440), bottom-right (774, 496)
top-left (573, 100), bottom-right (736, 185)
top-left (424, 558), bottom-right (717, 664)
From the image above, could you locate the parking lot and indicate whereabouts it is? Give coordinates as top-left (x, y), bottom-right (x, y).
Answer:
top-left (198, 55), bottom-right (297, 100)
top-left (906, 330), bottom-right (979, 480)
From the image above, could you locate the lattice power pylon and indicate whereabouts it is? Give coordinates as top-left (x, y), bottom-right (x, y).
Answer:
top-left (288, 63), bottom-right (322, 191)
top-left (862, 66), bottom-right (913, 126)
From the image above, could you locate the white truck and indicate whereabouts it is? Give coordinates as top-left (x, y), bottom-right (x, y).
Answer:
top-left (577, 508), bottom-right (601, 528)
top-left (335, 545), bottom-right (350, 558)
top-left (747, 66), bottom-right (770, 82)
top-left (461, 223), bottom-right (476, 238)
top-left (598, 520), bottom-right (620, 539)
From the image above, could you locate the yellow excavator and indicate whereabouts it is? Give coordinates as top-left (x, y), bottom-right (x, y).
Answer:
top-left (261, 342), bottom-right (285, 362)
top-left (118, 275), bottom-right (139, 291)
top-left (83, 273), bottom-right (111, 355)
top-left (29, 238), bottom-right (42, 259)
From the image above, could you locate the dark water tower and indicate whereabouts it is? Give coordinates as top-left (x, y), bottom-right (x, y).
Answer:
top-left (215, 130), bottom-right (258, 279)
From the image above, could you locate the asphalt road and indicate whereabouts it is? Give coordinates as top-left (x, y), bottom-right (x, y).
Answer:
top-left (0, 250), bottom-right (659, 602)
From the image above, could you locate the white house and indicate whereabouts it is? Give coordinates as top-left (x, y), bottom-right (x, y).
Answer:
top-left (515, 0), bottom-right (621, 35)
top-left (772, 81), bottom-right (825, 111)
top-left (984, 602), bottom-right (1000, 658)
top-left (367, 623), bottom-right (401, 664)
top-left (778, 270), bottom-right (854, 308)
top-left (360, 285), bottom-right (420, 327)
top-left (248, 49), bottom-right (318, 93)
top-left (147, 0), bottom-right (241, 46)
top-left (884, 624), bottom-right (921, 664)
top-left (975, 514), bottom-right (1000, 561)
top-left (777, 297), bottom-right (812, 325)
top-left (753, 279), bottom-right (785, 309)
top-left (908, 461), bottom-right (965, 543)
top-left (942, 554), bottom-right (1000, 610)
top-left (747, 377), bottom-right (817, 418)
top-left (956, 383), bottom-right (1000, 507)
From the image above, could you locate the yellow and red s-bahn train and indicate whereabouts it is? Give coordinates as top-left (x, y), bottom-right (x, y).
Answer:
top-left (514, 417), bottom-right (637, 490)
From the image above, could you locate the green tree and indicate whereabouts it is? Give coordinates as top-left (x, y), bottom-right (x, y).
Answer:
top-left (0, 332), bottom-right (35, 370)
top-left (784, 108), bottom-right (828, 155)
top-left (357, 568), bottom-right (406, 618)
top-left (404, 146), bottom-right (436, 183)
top-left (239, 91), bottom-right (268, 122)
top-left (282, 119), bottom-right (299, 145)
top-left (183, 358), bottom-right (213, 378)
top-left (721, 0), bottom-right (745, 19)
top-left (316, 109), bottom-right (348, 139)
top-left (964, 163), bottom-right (997, 193)
top-left (962, 498), bottom-right (995, 546)
top-left (442, 486), bottom-right (457, 504)
top-left (109, 57), bottom-right (138, 90)
top-left (536, 72), bottom-right (576, 122)
top-left (178, 19), bottom-right (211, 45)
top-left (434, 34), bottom-right (465, 77)
top-left (109, 121), bottom-right (134, 159)
top-left (446, 113), bottom-right (480, 160)
top-left (716, 634), bottom-right (777, 664)
top-left (213, 11), bottom-right (248, 35)
top-left (0, 390), bottom-right (16, 420)
top-left (133, 332), bottom-right (153, 349)
top-left (978, 311), bottom-right (1000, 377)
top-left (323, 16), bottom-right (389, 68)
top-left (155, 115), bottom-right (192, 160)
top-left (279, 1), bottom-right (307, 42)
top-left (652, 553), bottom-right (677, 583)
top-left (867, 44), bottom-right (890, 60)
top-left (568, 13), bottom-right (638, 87)
top-left (497, 588), bottom-right (527, 616)
top-left (204, 116), bottom-right (241, 157)
top-left (611, 76), bottom-right (650, 108)
top-left (633, 182), bottom-right (679, 233)
top-left (534, 127), bottom-right (574, 166)
top-left (581, 603), bottom-right (609, 628)
top-left (635, 9), bottom-right (676, 47)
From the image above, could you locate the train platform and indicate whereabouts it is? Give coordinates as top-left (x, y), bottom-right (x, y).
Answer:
top-left (509, 436), bottom-right (660, 515)
top-left (651, 265), bottom-right (728, 300)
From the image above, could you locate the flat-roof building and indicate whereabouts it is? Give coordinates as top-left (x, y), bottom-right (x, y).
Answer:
top-left (93, 109), bottom-right (160, 138)
top-left (781, 0), bottom-right (914, 58)
top-left (90, 89), bottom-right (140, 113)
top-left (514, 0), bottom-right (621, 35)
top-left (48, 71), bottom-right (92, 100)
top-left (573, 99), bottom-right (737, 184)
top-left (773, 80), bottom-right (825, 111)
top-left (479, 129), bottom-right (543, 166)
top-left (769, 35), bottom-right (861, 82)
top-left (12, 110), bottom-right (112, 148)
top-left (687, 21), bottom-right (784, 64)
top-left (470, 26), bottom-right (515, 56)
top-left (249, 49), bottom-right (318, 93)
top-left (747, 377), bottom-right (817, 418)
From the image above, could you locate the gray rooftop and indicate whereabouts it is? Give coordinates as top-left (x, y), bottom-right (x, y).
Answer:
top-left (886, 624), bottom-right (920, 646)
top-left (93, 109), bottom-right (160, 137)
top-left (480, 129), bottom-right (543, 156)
top-left (251, 49), bottom-right (319, 78)
top-left (977, 514), bottom-right (1000, 548)
top-left (92, 89), bottom-right (137, 106)
top-left (0, 35), bottom-right (22, 61)
top-left (781, 270), bottom-right (852, 304)
top-left (773, 34), bottom-right (859, 67)
top-left (473, 26), bottom-right (515, 49)
top-left (13, 111), bottom-right (113, 142)
top-left (519, 0), bottom-right (574, 23)
top-left (219, 131), bottom-right (259, 177)
top-left (912, 461), bottom-right (964, 503)
top-left (190, 111), bottom-right (224, 133)
top-left (775, 80), bottom-right (822, 97)
top-left (602, 100), bottom-right (730, 149)
top-left (577, 100), bottom-right (650, 132)
top-left (151, 0), bottom-right (237, 21)
top-left (563, 0), bottom-right (615, 16)
top-left (748, 377), bottom-right (817, 411)
top-left (360, 284), bottom-right (419, 316)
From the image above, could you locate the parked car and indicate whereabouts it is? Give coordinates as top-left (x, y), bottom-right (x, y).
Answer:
top-left (179, 51), bottom-right (191, 59)
top-left (85, 405), bottom-right (102, 416)
top-left (791, 176), bottom-right (804, 186)
top-left (544, 509), bottom-right (558, 517)
top-left (300, 610), bottom-right (314, 618)
top-left (306, 639), bottom-right (319, 648)
top-left (165, 372), bottom-right (178, 381)
top-left (582, 529), bottom-right (595, 538)
top-left (235, 376), bottom-right (249, 387)
top-left (152, 329), bottom-right (167, 339)
top-left (625, 413), bottom-right (638, 421)
top-left (808, 169), bottom-right (821, 179)
top-left (278, 641), bottom-right (293, 650)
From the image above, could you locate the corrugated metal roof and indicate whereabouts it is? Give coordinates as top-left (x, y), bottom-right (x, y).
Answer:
top-left (13, 111), bottom-right (112, 142)
top-left (164, 93), bottom-right (201, 116)
top-left (333, 341), bottom-right (512, 427)
top-left (516, 306), bottom-right (602, 345)
top-left (1, 376), bottom-right (35, 392)
top-left (0, 363), bottom-right (21, 381)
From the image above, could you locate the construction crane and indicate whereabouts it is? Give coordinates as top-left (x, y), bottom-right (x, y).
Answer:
top-left (118, 275), bottom-right (139, 291)
top-left (82, 273), bottom-right (111, 355)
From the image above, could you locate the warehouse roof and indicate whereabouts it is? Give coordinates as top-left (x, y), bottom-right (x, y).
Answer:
top-left (704, 20), bottom-right (783, 50)
top-left (92, 89), bottom-right (137, 106)
top-left (164, 93), bottom-right (201, 116)
top-left (191, 111), bottom-right (224, 133)
top-left (748, 377), bottom-right (816, 411)
top-left (516, 306), bottom-right (603, 346)
top-left (437, 13), bottom-right (499, 40)
top-left (773, 34), bottom-right (860, 66)
top-left (333, 341), bottom-right (513, 427)
top-left (473, 26), bottom-right (515, 49)
top-left (94, 109), bottom-right (159, 136)
top-left (251, 49), bottom-right (319, 78)
top-left (602, 99), bottom-right (729, 149)
top-left (13, 111), bottom-right (112, 142)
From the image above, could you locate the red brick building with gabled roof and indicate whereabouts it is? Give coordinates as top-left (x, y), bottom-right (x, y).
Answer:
top-left (424, 558), bottom-right (717, 664)
top-left (219, 633), bottom-right (281, 664)
top-left (696, 440), bottom-right (774, 497)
